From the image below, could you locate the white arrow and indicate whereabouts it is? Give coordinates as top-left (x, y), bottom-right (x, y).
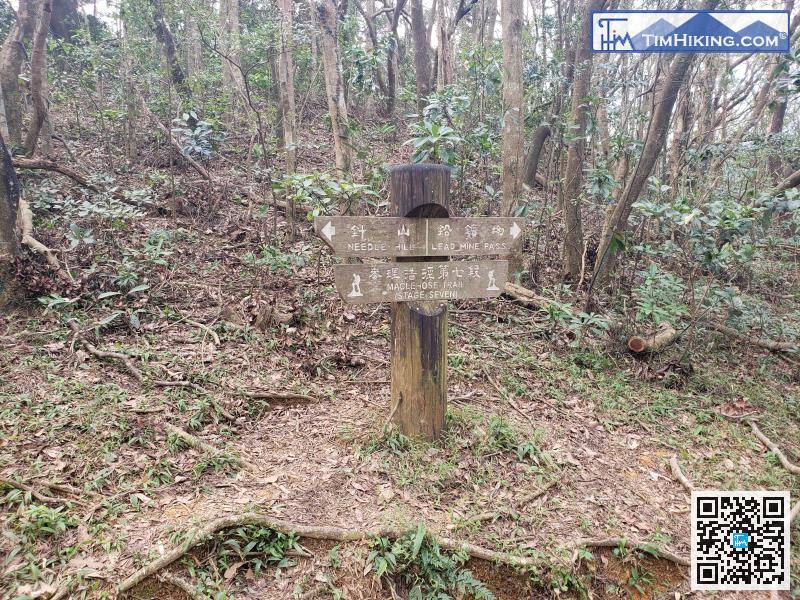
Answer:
top-left (322, 221), bottom-right (336, 241)
top-left (510, 222), bottom-right (521, 239)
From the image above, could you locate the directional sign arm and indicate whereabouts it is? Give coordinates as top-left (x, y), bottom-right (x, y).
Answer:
top-left (314, 216), bottom-right (524, 257)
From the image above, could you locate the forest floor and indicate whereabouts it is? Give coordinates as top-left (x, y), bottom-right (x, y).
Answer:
top-left (1, 114), bottom-right (799, 599)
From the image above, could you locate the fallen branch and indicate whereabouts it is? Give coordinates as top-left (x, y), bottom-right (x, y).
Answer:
top-left (747, 420), bottom-right (800, 475)
top-left (12, 157), bottom-right (158, 210)
top-left (669, 456), bottom-right (695, 492)
top-left (0, 477), bottom-right (79, 506)
top-left (503, 282), bottom-right (553, 309)
top-left (164, 423), bottom-right (257, 472)
top-left (708, 322), bottom-right (797, 353)
top-left (12, 157), bottom-right (100, 191)
top-left (68, 320), bottom-right (144, 383)
top-left (577, 537), bottom-right (689, 567)
top-left (483, 365), bottom-right (533, 425)
top-left (628, 324), bottom-right (679, 354)
top-left (239, 390), bottom-right (316, 402)
top-left (138, 95), bottom-right (212, 181)
top-left (244, 189), bottom-right (310, 216)
top-left (68, 321), bottom-right (222, 400)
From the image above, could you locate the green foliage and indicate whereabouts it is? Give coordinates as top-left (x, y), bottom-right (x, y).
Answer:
top-left (633, 264), bottom-right (688, 325)
top-left (271, 172), bottom-right (379, 217)
top-left (367, 524), bottom-right (494, 600)
top-left (171, 111), bottom-right (222, 158)
top-left (584, 163), bottom-right (617, 202)
top-left (16, 504), bottom-right (77, 543)
top-left (406, 120), bottom-right (464, 165)
top-left (365, 426), bottom-right (410, 456)
top-left (242, 244), bottom-right (311, 274)
top-left (485, 415), bottom-right (517, 452)
top-left (180, 525), bottom-right (299, 596)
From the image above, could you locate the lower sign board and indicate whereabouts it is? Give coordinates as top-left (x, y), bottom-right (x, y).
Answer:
top-left (333, 260), bottom-right (508, 304)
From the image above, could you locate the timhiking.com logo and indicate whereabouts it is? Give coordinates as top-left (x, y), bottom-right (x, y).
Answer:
top-left (592, 11), bottom-right (790, 53)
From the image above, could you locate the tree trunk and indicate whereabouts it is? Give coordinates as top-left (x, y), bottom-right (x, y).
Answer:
top-left (667, 88), bottom-right (691, 185)
top-left (560, 0), bottom-right (603, 279)
top-left (50, 0), bottom-right (81, 40)
top-left (23, 0), bottom-right (53, 157)
top-left (278, 0), bottom-right (297, 236)
top-left (766, 97), bottom-right (787, 184)
top-left (521, 125), bottom-right (550, 188)
top-left (186, 11), bottom-right (202, 79)
top-left (0, 0), bottom-right (36, 147)
top-left (384, 0), bottom-right (407, 117)
top-left (410, 0), bottom-right (432, 112)
top-left (484, 0), bottom-right (497, 42)
top-left (776, 167), bottom-right (800, 194)
top-left (219, 0), bottom-right (244, 109)
top-left (150, 0), bottom-right (188, 99)
top-left (363, 0), bottom-right (376, 116)
top-left (592, 52), bottom-right (699, 285)
top-left (0, 132), bottom-right (20, 301)
top-left (313, 0), bottom-right (351, 175)
top-left (436, 0), bottom-right (451, 89)
top-left (500, 0), bottom-right (522, 217)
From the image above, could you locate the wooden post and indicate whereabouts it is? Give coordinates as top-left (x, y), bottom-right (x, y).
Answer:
top-left (389, 164), bottom-right (450, 440)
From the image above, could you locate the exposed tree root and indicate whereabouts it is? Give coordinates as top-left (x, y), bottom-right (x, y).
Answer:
top-left (184, 318), bottom-right (220, 346)
top-left (117, 512), bottom-right (691, 595)
top-left (157, 573), bottom-right (207, 600)
top-left (747, 420), bottom-right (800, 475)
top-left (669, 456), bottom-right (695, 492)
top-left (576, 537), bottom-right (689, 567)
top-left (709, 322), bottom-right (797, 353)
top-left (164, 423), bottom-right (257, 472)
top-left (18, 197), bottom-right (68, 275)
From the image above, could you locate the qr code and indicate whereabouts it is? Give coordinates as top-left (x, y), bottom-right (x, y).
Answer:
top-left (691, 491), bottom-right (790, 590)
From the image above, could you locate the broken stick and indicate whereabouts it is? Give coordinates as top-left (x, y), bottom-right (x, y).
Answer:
top-left (628, 323), bottom-right (679, 354)
top-left (669, 456), bottom-right (695, 492)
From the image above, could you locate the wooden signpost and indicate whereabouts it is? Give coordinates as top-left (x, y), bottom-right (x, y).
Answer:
top-left (315, 164), bottom-right (524, 440)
